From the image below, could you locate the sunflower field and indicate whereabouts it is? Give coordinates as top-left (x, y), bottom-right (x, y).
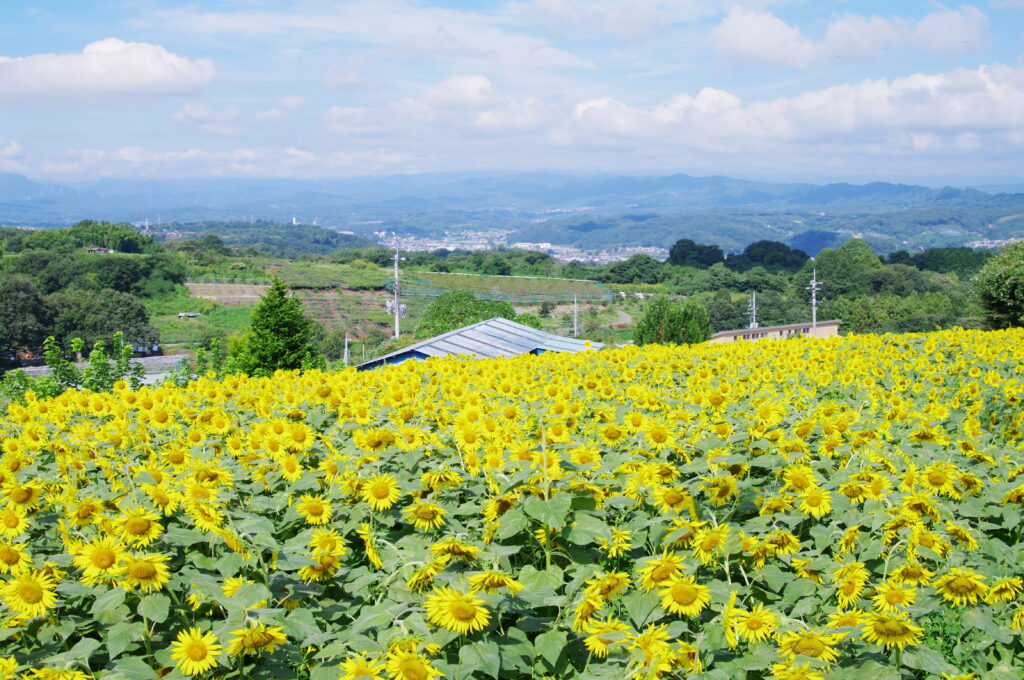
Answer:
top-left (1, 328), bottom-right (1024, 680)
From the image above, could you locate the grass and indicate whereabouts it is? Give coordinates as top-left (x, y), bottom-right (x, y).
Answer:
top-left (403, 271), bottom-right (610, 302)
top-left (263, 260), bottom-right (389, 290)
top-left (153, 306), bottom-right (253, 345)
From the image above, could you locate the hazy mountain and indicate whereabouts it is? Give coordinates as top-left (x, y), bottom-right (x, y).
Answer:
top-left (2, 171), bottom-right (1022, 252)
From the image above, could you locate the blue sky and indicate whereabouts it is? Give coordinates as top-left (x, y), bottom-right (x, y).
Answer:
top-left (1, 1), bottom-right (1023, 183)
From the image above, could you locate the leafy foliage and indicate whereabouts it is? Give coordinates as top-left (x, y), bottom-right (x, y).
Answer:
top-left (974, 241), bottom-right (1024, 329)
top-left (414, 291), bottom-right (517, 339)
top-left (229, 278), bottom-right (322, 376)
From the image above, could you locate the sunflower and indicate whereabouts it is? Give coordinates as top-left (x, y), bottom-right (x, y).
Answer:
top-left (385, 648), bottom-right (443, 680)
top-left (362, 474), bottom-right (401, 511)
top-left (934, 568), bottom-right (988, 606)
top-left (638, 550), bottom-right (685, 591)
top-left (170, 627), bottom-right (222, 677)
top-left (691, 525), bottom-right (729, 565)
top-left (226, 622), bottom-right (287, 656)
top-left (122, 553), bottom-right (170, 593)
top-left (722, 589), bottom-right (739, 648)
top-left (429, 538), bottom-right (481, 561)
top-left (770, 663), bottom-right (827, 680)
top-left (116, 507), bottom-right (163, 547)
top-left (339, 652), bottom-right (386, 680)
top-left (298, 552), bottom-right (343, 583)
top-left (583, 617), bottom-right (630, 658)
top-left (72, 536), bottom-right (126, 586)
top-left (295, 494), bottom-right (333, 525)
top-left (651, 486), bottom-right (693, 514)
top-left (658, 576), bottom-right (711, 617)
top-left (1, 567), bottom-right (58, 618)
top-left (467, 570), bottom-right (524, 595)
top-left (985, 577), bottom-right (1023, 604)
top-left (861, 611), bottom-right (924, 650)
top-left (0, 541), bottom-right (30, 575)
top-left (585, 572), bottom-right (632, 599)
top-left (890, 561), bottom-right (934, 587)
top-left (404, 502), bottom-right (447, 532)
top-left (871, 581), bottom-right (916, 613)
top-left (357, 523), bottom-right (383, 569)
top-left (776, 629), bottom-right (842, 663)
top-left (0, 504), bottom-right (28, 539)
top-left (798, 487), bottom-right (832, 519)
top-left (734, 604), bottom-right (778, 643)
top-left (424, 586), bottom-right (491, 635)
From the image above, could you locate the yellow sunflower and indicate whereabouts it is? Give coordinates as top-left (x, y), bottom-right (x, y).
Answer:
top-left (339, 652), bottom-right (386, 680)
top-left (638, 550), bottom-right (685, 592)
top-left (467, 570), bottom-right (525, 595)
top-left (934, 567), bottom-right (988, 606)
top-left (72, 536), bottom-right (127, 586)
top-left (170, 627), bottom-right (222, 677)
top-left (0, 504), bottom-right (28, 539)
top-left (361, 474), bottom-right (401, 511)
top-left (226, 622), bottom-right (287, 657)
top-left (734, 604), bottom-right (778, 643)
top-left (424, 586), bottom-right (491, 635)
top-left (1, 567), bottom-right (58, 618)
top-left (0, 541), bottom-right (31, 575)
top-left (861, 612), bottom-right (924, 650)
top-left (658, 576), bottom-right (711, 617)
top-left (115, 507), bottom-right (163, 547)
top-left (776, 629), bottom-right (843, 663)
top-left (122, 553), bottom-right (170, 593)
top-left (294, 494), bottom-right (333, 525)
top-left (583, 617), bottom-right (631, 658)
top-left (385, 648), bottom-right (443, 680)
top-left (404, 502), bottom-right (447, 532)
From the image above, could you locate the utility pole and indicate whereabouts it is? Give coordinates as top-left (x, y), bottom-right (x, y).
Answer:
top-left (343, 333), bottom-right (350, 366)
top-left (807, 268), bottom-right (821, 335)
top-left (393, 248), bottom-right (401, 339)
top-left (572, 294), bottom-right (579, 338)
top-left (748, 291), bottom-right (758, 328)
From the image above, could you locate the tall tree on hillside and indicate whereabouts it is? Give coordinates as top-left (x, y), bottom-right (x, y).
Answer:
top-left (634, 297), bottom-right (684, 345)
top-left (0, 275), bottom-right (52, 350)
top-left (680, 297), bottom-right (713, 343)
top-left (230, 277), bottom-right (320, 376)
top-left (975, 241), bottom-right (1024, 329)
top-left (668, 239), bottom-right (724, 268)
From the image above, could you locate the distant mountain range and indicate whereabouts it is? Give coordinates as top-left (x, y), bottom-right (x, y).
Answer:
top-left (2, 171), bottom-right (1023, 253)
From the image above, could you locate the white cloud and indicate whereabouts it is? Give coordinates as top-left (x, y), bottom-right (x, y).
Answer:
top-left (324, 106), bottom-right (384, 134)
top-left (0, 39), bottom-right (214, 95)
top-left (561, 63), bottom-right (1024, 154)
top-left (40, 145), bottom-right (413, 179)
top-left (1, 140), bottom-right (22, 158)
top-left (171, 102), bottom-right (244, 136)
top-left (145, 3), bottom-right (592, 84)
top-left (508, 0), bottom-right (725, 40)
top-left (402, 75), bottom-right (550, 134)
top-left (254, 96), bottom-right (306, 121)
top-left (713, 6), bottom-right (990, 69)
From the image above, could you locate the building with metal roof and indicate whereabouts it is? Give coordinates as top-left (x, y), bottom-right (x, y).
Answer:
top-left (356, 317), bottom-right (602, 370)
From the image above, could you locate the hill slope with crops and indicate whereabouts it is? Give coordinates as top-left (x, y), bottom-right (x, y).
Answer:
top-left (2, 329), bottom-right (1023, 679)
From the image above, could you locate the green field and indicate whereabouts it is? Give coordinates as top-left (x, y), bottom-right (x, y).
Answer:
top-left (401, 271), bottom-right (611, 302)
top-left (263, 260), bottom-right (390, 290)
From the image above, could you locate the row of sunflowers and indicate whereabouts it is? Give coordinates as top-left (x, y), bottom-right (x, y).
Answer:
top-left (1, 328), bottom-right (1023, 679)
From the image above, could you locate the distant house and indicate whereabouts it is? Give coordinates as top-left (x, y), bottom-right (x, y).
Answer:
top-left (709, 319), bottom-right (841, 343)
top-left (177, 312), bottom-right (202, 319)
top-left (86, 247), bottom-right (115, 254)
top-left (357, 317), bottom-right (601, 370)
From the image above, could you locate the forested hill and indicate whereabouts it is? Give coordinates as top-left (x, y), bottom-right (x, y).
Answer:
top-left (2, 171), bottom-right (1023, 252)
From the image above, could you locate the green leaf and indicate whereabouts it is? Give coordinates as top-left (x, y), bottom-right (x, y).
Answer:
top-left (567, 513), bottom-right (610, 545)
top-left (534, 629), bottom-right (567, 666)
top-left (108, 657), bottom-right (159, 680)
top-left (494, 508), bottom-right (528, 539)
top-left (623, 590), bottom-right (662, 628)
top-left (284, 608), bottom-right (321, 644)
top-left (523, 493), bottom-right (572, 530)
top-left (901, 645), bottom-right (957, 675)
top-left (91, 587), bottom-right (126, 616)
top-left (106, 620), bottom-right (145, 660)
top-left (137, 593), bottom-right (170, 624)
top-left (460, 639), bottom-right (501, 679)
top-left (962, 608), bottom-right (1013, 643)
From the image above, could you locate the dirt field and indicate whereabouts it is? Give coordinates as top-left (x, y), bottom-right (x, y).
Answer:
top-left (185, 283), bottom-right (269, 306)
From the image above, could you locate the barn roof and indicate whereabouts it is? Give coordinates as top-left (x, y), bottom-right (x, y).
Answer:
top-left (357, 317), bottom-right (601, 370)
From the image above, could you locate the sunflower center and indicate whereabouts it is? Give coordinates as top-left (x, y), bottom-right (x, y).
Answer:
top-left (700, 535), bottom-right (720, 552)
top-left (874, 619), bottom-right (907, 636)
top-left (671, 582), bottom-right (698, 605)
top-left (885, 591), bottom-right (904, 604)
top-left (18, 581), bottom-right (43, 604)
top-left (663, 491), bottom-right (683, 505)
top-left (10, 488), bottom-right (30, 504)
top-left (185, 640), bottom-right (209, 661)
top-left (745, 618), bottom-right (764, 630)
top-left (92, 548), bottom-right (117, 569)
top-left (398, 659), bottom-right (428, 680)
top-left (129, 562), bottom-right (157, 580)
top-left (792, 636), bottom-right (826, 656)
top-left (0, 546), bottom-right (19, 564)
top-left (370, 483), bottom-right (391, 499)
top-left (415, 507), bottom-right (437, 520)
top-left (450, 601), bottom-right (478, 621)
top-left (125, 518), bottom-right (151, 535)
top-left (651, 564), bottom-right (675, 582)
top-left (305, 502), bottom-right (324, 516)
top-left (3, 514), bottom-right (19, 528)
top-left (927, 471), bottom-right (946, 486)
top-left (947, 576), bottom-right (979, 594)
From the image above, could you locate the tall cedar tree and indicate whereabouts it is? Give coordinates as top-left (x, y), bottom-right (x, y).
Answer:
top-left (234, 277), bottom-right (319, 375)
